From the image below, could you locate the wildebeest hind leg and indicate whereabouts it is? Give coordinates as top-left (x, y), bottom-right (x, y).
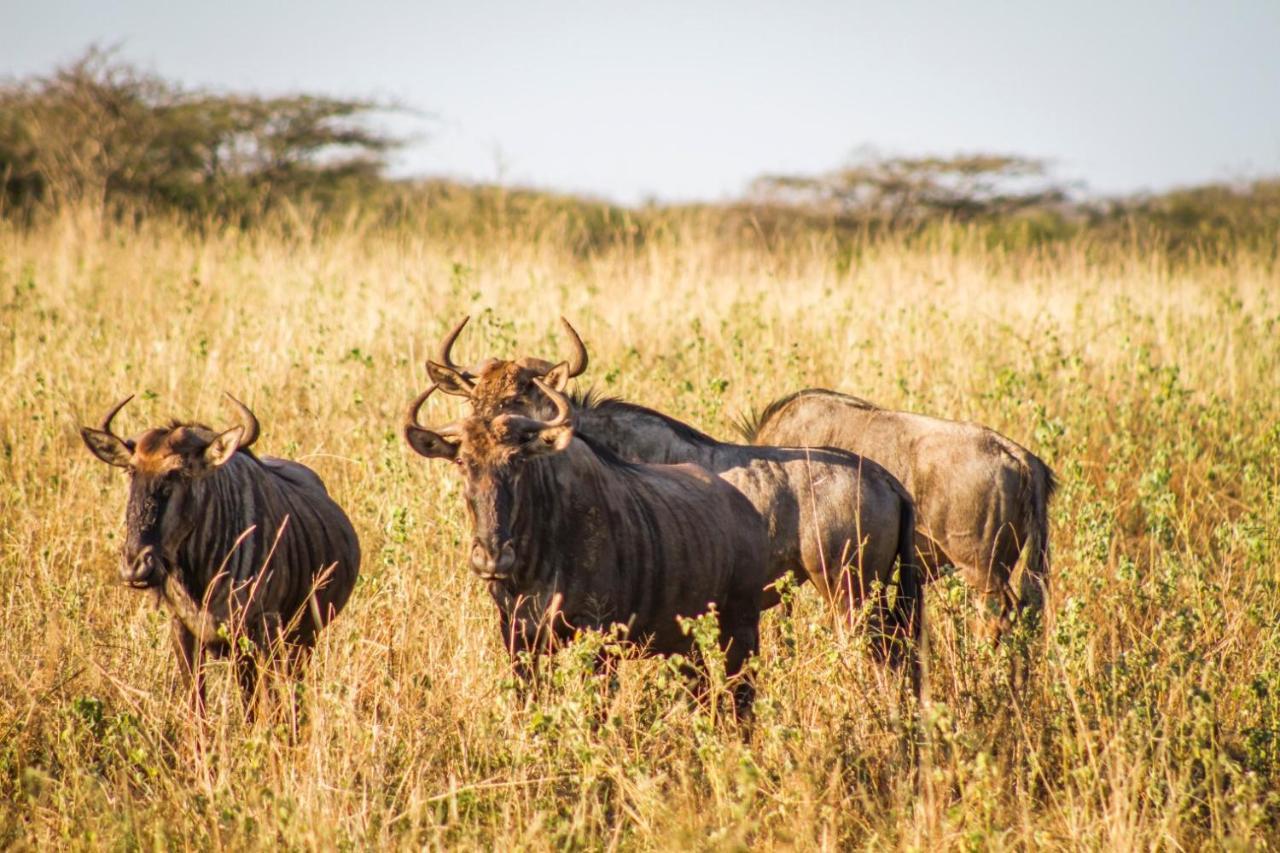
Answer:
top-left (590, 649), bottom-right (619, 723)
top-left (720, 607), bottom-right (760, 731)
top-left (278, 642), bottom-right (313, 733)
top-left (250, 612), bottom-right (297, 724)
top-left (956, 561), bottom-right (1016, 646)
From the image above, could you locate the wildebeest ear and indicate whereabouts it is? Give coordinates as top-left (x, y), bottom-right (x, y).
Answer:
top-left (541, 361), bottom-right (571, 393)
top-left (203, 426), bottom-right (244, 468)
top-left (404, 425), bottom-right (460, 460)
top-left (525, 424), bottom-right (574, 457)
top-left (426, 361), bottom-right (475, 397)
top-left (81, 428), bottom-right (132, 468)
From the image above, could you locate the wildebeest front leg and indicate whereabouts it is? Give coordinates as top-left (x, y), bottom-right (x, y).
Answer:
top-left (498, 607), bottom-right (540, 703)
top-left (170, 618), bottom-right (206, 720)
top-left (235, 651), bottom-right (260, 721)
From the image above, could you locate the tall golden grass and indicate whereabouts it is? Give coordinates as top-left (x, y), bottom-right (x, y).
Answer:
top-left (1, 207), bottom-right (1277, 848)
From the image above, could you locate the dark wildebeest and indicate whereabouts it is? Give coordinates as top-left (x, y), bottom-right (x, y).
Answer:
top-left (80, 394), bottom-right (361, 715)
top-left (745, 389), bottom-right (1056, 642)
top-left (423, 318), bottom-right (924, 680)
top-left (403, 378), bottom-right (770, 718)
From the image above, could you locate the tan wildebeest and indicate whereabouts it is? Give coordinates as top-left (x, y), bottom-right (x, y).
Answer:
top-left (746, 388), bottom-right (1056, 642)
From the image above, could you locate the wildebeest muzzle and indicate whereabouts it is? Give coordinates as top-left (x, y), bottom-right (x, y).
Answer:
top-left (120, 545), bottom-right (167, 589)
top-left (471, 539), bottom-right (516, 581)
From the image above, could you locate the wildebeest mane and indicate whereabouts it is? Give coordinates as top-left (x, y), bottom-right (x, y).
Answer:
top-left (571, 387), bottom-right (720, 447)
top-left (734, 388), bottom-right (880, 442)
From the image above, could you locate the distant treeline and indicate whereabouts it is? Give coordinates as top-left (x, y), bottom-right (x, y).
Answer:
top-left (2, 48), bottom-right (1278, 260)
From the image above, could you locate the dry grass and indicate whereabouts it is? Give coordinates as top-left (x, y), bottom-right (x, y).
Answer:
top-left (0, 208), bottom-right (1277, 849)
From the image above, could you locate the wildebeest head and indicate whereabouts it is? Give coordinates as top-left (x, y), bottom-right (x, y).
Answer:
top-left (80, 394), bottom-right (260, 589)
top-left (424, 315), bottom-right (588, 417)
top-left (404, 378), bottom-right (574, 581)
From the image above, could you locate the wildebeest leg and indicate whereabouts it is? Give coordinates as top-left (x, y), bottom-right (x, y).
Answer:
top-left (964, 560), bottom-right (1032, 693)
top-left (886, 572), bottom-right (925, 699)
top-left (865, 582), bottom-right (914, 695)
top-left (866, 590), bottom-right (912, 663)
top-left (960, 566), bottom-right (1017, 646)
top-left (171, 618), bottom-right (206, 720)
top-left (285, 642), bottom-right (313, 681)
top-left (223, 611), bottom-right (279, 723)
top-left (829, 562), bottom-right (868, 635)
top-left (246, 612), bottom-right (292, 723)
top-left (236, 650), bottom-right (260, 722)
top-left (993, 531), bottom-right (1040, 690)
top-left (499, 606), bottom-right (540, 704)
top-left (719, 605), bottom-right (761, 728)
top-left (826, 552), bottom-right (899, 672)
top-left (590, 649), bottom-right (619, 723)
top-left (916, 531), bottom-right (1010, 653)
top-left (279, 641), bottom-right (313, 733)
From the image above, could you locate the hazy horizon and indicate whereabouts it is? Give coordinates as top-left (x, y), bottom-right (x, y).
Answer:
top-left (5, 1), bottom-right (1279, 205)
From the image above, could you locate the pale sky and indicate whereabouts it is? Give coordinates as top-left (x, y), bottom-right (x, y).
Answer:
top-left (5, 1), bottom-right (1279, 204)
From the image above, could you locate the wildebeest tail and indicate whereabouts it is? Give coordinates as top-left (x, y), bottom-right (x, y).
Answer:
top-left (1020, 454), bottom-right (1057, 619)
top-left (895, 498), bottom-right (922, 640)
top-left (892, 495), bottom-right (925, 697)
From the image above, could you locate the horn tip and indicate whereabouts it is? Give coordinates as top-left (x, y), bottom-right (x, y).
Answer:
top-left (98, 394), bottom-right (136, 433)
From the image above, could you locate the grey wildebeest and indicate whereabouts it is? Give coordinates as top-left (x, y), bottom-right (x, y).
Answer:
top-left (403, 378), bottom-right (770, 717)
top-left (745, 389), bottom-right (1056, 643)
top-left (423, 317), bottom-right (925, 681)
top-left (80, 394), bottom-right (361, 715)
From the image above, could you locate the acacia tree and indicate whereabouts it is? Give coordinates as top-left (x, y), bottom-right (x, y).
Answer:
top-left (0, 47), bottom-right (400, 221)
top-left (751, 151), bottom-right (1072, 225)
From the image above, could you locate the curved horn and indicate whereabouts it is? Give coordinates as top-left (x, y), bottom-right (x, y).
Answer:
top-left (405, 384), bottom-right (438, 431)
top-left (559, 317), bottom-right (588, 377)
top-left (405, 385), bottom-right (462, 436)
top-left (530, 377), bottom-right (573, 429)
top-left (223, 393), bottom-right (260, 450)
top-left (98, 395), bottom-right (134, 438)
top-left (436, 315), bottom-right (471, 372)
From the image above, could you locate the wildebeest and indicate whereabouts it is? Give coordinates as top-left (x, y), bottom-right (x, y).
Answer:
top-left (424, 318), bottom-right (925, 679)
top-left (403, 378), bottom-right (770, 717)
top-left (745, 388), bottom-right (1056, 642)
top-left (80, 394), bottom-right (361, 714)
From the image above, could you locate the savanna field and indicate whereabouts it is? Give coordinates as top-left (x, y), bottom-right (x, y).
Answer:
top-left (1, 209), bottom-right (1278, 849)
